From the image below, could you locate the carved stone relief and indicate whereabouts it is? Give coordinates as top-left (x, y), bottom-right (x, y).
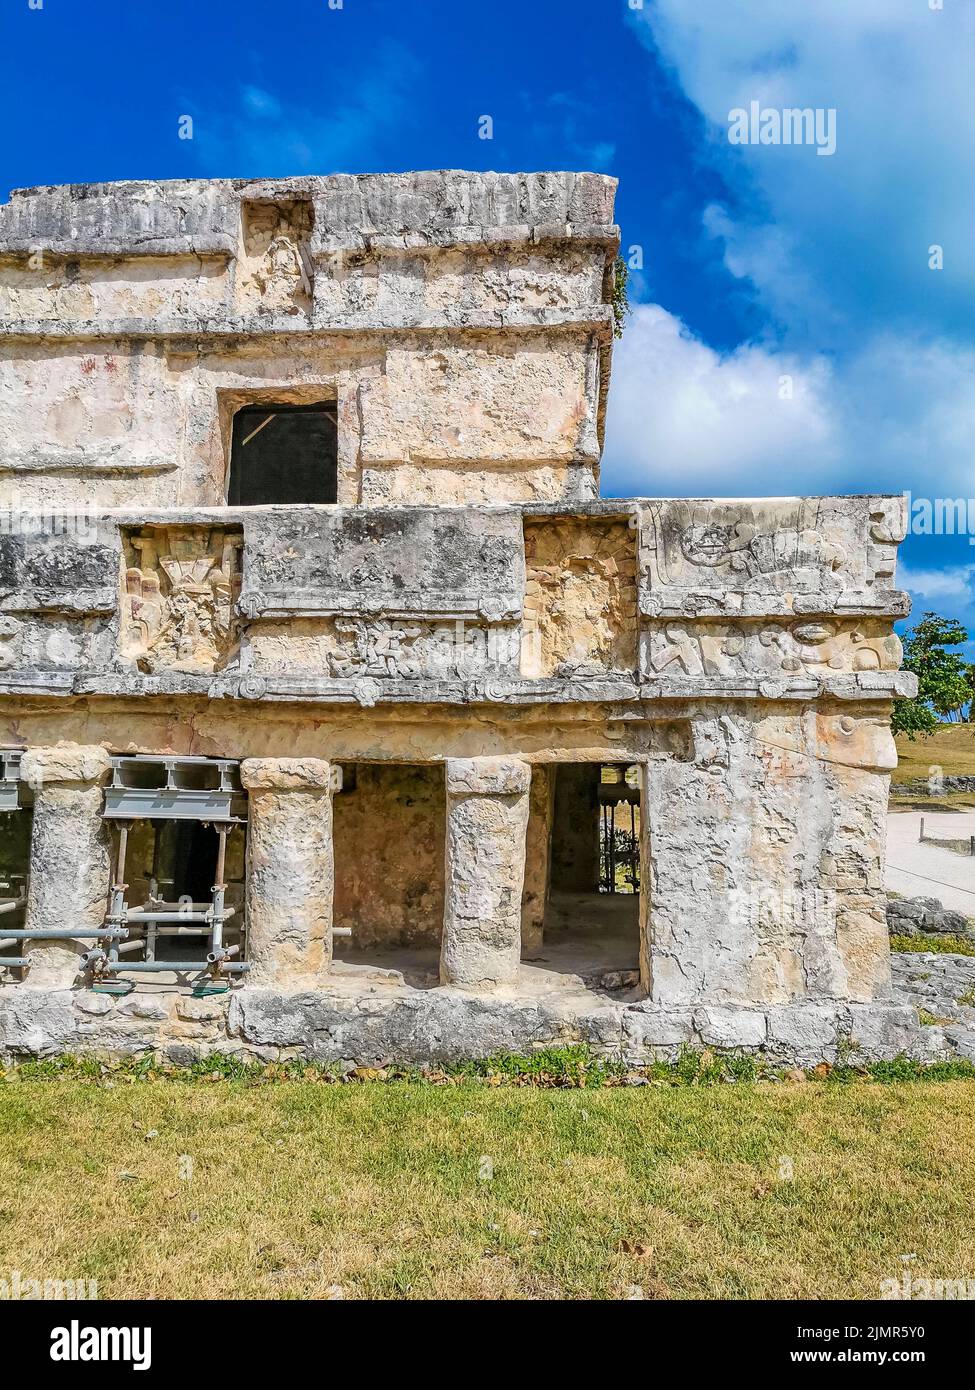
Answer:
top-left (642, 618), bottom-right (901, 683)
top-left (120, 527), bottom-right (242, 673)
top-left (521, 518), bottom-right (638, 678)
top-left (235, 200), bottom-right (314, 317)
top-left (245, 616), bottom-right (520, 681)
top-left (640, 497), bottom-right (908, 612)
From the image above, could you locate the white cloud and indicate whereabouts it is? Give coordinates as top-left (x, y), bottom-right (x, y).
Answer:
top-left (602, 305), bottom-right (975, 500)
top-left (898, 564), bottom-right (975, 606)
top-left (603, 304), bottom-right (837, 495)
top-left (605, 0), bottom-right (975, 523)
top-left (242, 87), bottom-right (282, 120)
top-left (634, 0), bottom-right (975, 345)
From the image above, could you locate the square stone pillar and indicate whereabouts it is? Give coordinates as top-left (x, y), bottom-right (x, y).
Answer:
top-left (240, 758), bottom-right (338, 990)
top-left (441, 757), bottom-right (531, 990)
top-left (21, 743), bottom-right (113, 987)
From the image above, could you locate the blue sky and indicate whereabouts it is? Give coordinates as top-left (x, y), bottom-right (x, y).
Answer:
top-left (3, 0), bottom-right (974, 649)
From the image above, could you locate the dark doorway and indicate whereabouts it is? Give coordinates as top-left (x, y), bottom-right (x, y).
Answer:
top-left (228, 402), bottom-right (338, 505)
top-left (523, 762), bottom-right (641, 989)
top-left (0, 805), bottom-right (31, 966)
top-left (155, 821), bottom-right (219, 904)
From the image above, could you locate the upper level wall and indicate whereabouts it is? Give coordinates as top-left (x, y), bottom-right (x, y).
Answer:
top-left (0, 172), bottom-right (618, 511)
top-left (0, 495), bottom-right (914, 711)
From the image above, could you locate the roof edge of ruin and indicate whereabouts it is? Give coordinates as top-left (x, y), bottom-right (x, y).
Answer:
top-left (0, 170), bottom-right (619, 257)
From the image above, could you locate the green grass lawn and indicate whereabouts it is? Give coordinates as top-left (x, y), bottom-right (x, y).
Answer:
top-left (2, 1074), bottom-right (975, 1300)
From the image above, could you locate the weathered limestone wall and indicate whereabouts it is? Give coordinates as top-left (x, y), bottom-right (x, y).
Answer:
top-left (0, 336), bottom-right (600, 509)
top-left (0, 495), bottom-right (913, 704)
top-left (0, 173), bottom-right (618, 510)
top-left (644, 705), bottom-right (894, 1013)
top-left (441, 758), bottom-right (531, 989)
top-left (239, 758), bottom-right (336, 989)
top-left (0, 701), bottom-right (691, 767)
top-left (332, 763), bottom-right (445, 949)
top-left (20, 743), bottom-right (112, 986)
top-left (520, 764), bottom-right (554, 955)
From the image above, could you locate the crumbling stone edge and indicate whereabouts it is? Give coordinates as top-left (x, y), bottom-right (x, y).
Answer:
top-left (0, 984), bottom-right (968, 1069)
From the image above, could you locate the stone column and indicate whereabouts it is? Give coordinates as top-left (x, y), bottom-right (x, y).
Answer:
top-left (520, 764), bottom-right (554, 957)
top-left (240, 758), bottom-right (337, 990)
top-left (441, 757), bottom-right (531, 990)
top-left (21, 743), bottom-right (113, 987)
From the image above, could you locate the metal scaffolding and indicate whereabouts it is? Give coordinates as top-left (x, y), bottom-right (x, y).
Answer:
top-left (0, 751), bottom-right (30, 973)
top-left (83, 755), bottom-right (249, 996)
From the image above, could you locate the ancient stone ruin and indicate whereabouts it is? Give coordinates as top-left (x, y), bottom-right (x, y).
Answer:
top-left (0, 171), bottom-right (924, 1063)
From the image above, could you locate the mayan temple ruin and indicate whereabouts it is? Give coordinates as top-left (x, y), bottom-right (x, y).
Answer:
top-left (0, 170), bottom-right (924, 1063)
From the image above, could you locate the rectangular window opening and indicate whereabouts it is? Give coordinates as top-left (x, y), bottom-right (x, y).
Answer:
top-left (228, 401), bottom-right (337, 506)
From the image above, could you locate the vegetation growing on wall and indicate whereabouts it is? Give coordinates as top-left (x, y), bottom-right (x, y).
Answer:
top-left (611, 254), bottom-right (630, 339)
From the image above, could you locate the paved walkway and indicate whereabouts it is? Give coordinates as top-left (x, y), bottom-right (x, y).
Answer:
top-left (886, 810), bottom-right (975, 916)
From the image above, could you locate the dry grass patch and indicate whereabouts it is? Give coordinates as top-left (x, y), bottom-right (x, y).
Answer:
top-left (2, 1077), bottom-right (975, 1299)
top-left (894, 725), bottom-right (975, 784)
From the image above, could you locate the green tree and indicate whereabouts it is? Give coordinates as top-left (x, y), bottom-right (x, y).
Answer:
top-left (893, 611), bottom-right (974, 738)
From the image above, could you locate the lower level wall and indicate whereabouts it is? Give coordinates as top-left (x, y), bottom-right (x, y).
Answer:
top-left (644, 707), bottom-right (893, 1010)
top-left (0, 693), bottom-right (904, 1057)
top-left (0, 981), bottom-right (944, 1068)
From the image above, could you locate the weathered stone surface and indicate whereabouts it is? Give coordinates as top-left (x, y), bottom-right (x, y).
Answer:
top-left (765, 1003), bottom-right (841, 1060)
top-left (0, 521), bottom-right (119, 615)
top-left (240, 757), bottom-right (335, 989)
top-left (20, 743), bottom-right (112, 986)
top-left (1, 175), bottom-right (616, 509)
top-left (239, 507), bottom-right (525, 621)
top-left (887, 895), bottom-right (972, 937)
top-left (840, 1001), bottom-right (925, 1059)
top-left (21, 741), bottom-right (112, 787)
top-left (694, 1006), bottom-right (768, 1049)
top-left (522, 517), bottom-right (638, 678)
top-left (0, 987), bottom-right (75, 1054)
top-left (621, 1003), bottom-right (695, 1053)
top-left (891, 950), bottom-right (975, 1026)
top-left (441, 757), bottom-right (530, 989)
top-left (240, 757), bottom-right (336, 793)
top-left (119, 526), bottom-right (242, 673)
top-left (0, 172), bottom-right (617, 261)
top-left (895, 774), bottom-right (975, 796)
top-left (521, 765), bottom-right (554, 956)
top-left (643, 706), bottom-right (892, 1010)
top-left (0, 977), bottom-right (952, 1068)
top-left (445, 757), bottom-right (532, 797)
